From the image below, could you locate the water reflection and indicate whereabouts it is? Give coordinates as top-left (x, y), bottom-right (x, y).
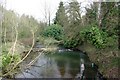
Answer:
top-left (16, 51), bottom-right (97, 78)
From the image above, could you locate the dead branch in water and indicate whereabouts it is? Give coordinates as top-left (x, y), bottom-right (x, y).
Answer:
top-left (2, 27), bottom-right (35, 77)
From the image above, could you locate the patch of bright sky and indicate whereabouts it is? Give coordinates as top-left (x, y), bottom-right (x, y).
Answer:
top-left (2, 0), bottom-right (93, 22)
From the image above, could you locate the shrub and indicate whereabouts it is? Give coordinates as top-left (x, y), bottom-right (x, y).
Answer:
top-left (0, 43), bottom-right (22, 77)
top-left (80, 25), bottom-right (108, 49)
top-left (63, 37), bottom-right (80, 48)
top-left (42, 24), bottom-right (63, 40)
top-left (0, 51), bottom-right (21, 78)
top-left (1, 53), bottom-right (21, 68)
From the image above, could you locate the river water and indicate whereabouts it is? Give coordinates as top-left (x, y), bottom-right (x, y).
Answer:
top-left (15, 50), bottom-right (98, 79)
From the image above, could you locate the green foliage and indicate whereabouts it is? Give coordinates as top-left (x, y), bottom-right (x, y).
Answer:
top-left (0, 42), bottom-right (24, 77)
top-left (61, 0), bottom-right (82, 48)
top-left (85, 2), bottom-right (97, 24)
top-left (80, 25), bottom-right (108, 48)
top-left (1, 43), bottom-right (21, 69)
top-left (1, 54), bottom-right (11, 68)
top-left (1, 53), bottom-right (21, 68)
top-left (67, 1), bottom-right (80, 23)
top-left (0, 53), bottom-right (21, 78)
top-left (54, 1), bottom-right (68, 27)
top-left (63, 37), bottom-right (80, 48)
top-left (43, 24), bottom-right (63, 40)
top-left (0, 43), bottom-right (21, 76)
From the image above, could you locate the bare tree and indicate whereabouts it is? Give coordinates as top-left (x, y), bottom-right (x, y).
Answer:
top-left (40, 0), bottom-right (56, 26)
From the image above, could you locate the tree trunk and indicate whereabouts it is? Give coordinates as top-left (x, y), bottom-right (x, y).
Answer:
top-left (118, 23), bottom-right (120, 49)
top-left (118, 18), bottom-right (120, 50)
top-left (118, 2), bottom-right (120, 50)
top-left (48, 11), bottom-right (50, 26)
top-left (98, 0), bottom-right (101, 27)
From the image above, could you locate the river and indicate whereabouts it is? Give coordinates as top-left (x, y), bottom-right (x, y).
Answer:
top-left (15, 49), bottom-right (100, 79)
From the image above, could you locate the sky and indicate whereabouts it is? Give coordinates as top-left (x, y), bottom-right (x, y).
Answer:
top-left (0, 0), bottom-right (119, 22)
top-left (0, 0), bottom-right (94, 22)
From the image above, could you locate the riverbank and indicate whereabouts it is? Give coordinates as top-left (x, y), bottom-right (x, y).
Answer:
top-left (1, 39), bottom-right (119, 79)
top-left (33, 41), bottom-right (120, 78)
top-left (78, 42), bottom-right (120, 78)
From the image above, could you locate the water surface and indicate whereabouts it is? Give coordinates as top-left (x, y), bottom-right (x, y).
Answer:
top-left (16, 51), bottom-right (97, 79)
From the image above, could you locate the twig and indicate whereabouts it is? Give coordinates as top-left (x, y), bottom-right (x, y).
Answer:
top-left (2, 28), bottom-right (35, 77)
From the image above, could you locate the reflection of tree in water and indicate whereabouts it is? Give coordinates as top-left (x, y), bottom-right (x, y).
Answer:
top-left (69, 60), bottom-right (80, 77)
top-left (55, 58), bottom-right (66, 77)
top-left (55, 56), bottom-right (80, 78)
top-left (63, 60), bottom-right (72, 78)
